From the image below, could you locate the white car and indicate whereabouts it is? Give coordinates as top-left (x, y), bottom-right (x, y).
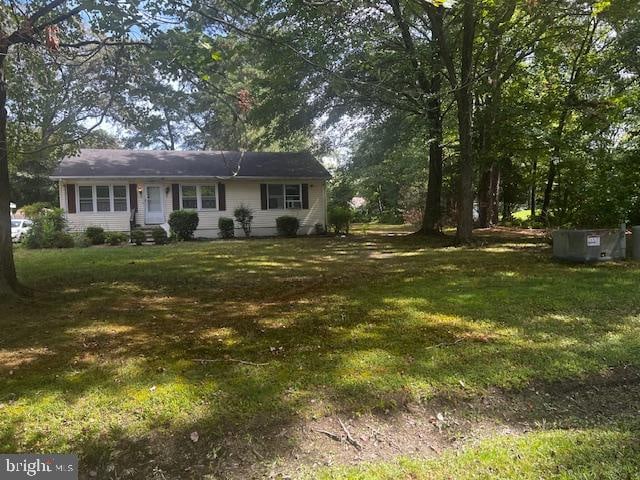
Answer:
top-left (11, 219), bottom-right (32, 242)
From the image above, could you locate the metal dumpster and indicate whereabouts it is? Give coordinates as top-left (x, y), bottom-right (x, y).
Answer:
top-left (552, 227), bottom-right (626, 262)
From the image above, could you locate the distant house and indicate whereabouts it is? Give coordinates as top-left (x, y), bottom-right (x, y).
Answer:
top-left (10, 202), bottom-right (16, 218)
top-left (51, 149), bottom-right (330, 237)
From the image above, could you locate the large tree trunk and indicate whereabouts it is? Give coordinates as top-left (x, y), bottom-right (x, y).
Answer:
top-left (455, 0), bottom-right (475, 242)
top-left (541, 109), bottom-right (567, 223)
top-left (420, 74), bottom-right (444, 234)
top-left (0, 47), bottom-right (20, 295)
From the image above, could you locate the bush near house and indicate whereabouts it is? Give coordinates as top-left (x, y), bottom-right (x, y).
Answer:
top-left (234, 205), bottom-right (254, 237)
top-left (130, 229), bottom-right (146, 245)
top-left (20, 202), bottom-right (53, 219)
top-left (23, 208), bottom-right (69, 249)
top-left (72, 233), bottom-right (92, 248)
top-left (151, 227), bottom-right (168, 245)
top-left (276, 216), bottom-right (300, 236)
top-left (328, 206), bottom-right (353, 234)
top-left (218, 217), bottom-right (235, 239)
top-left (169, 210), bottom-right (199, 241)
top-left (105, 232), bottom-right (129, 246)
top-left (85, 226), bottom-right (106, 245)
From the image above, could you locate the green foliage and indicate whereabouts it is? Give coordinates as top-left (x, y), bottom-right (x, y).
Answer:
top-left (49, 232), bottom-right (75, 249)
top-left (85, 227), bottom-right (106, 246)
top-left (169, 210), bottom-right (200, 241)
top-left (130, 229), bottom-right (146, 246)
top-left (218, 217), bottom-right (235, 239)
top-left (151, 227), bottom-right (168, 245)
top-left (328, 206), bottom-right (353, 235)
top-left (21, 202), bottom-right (53, 219)
top-left (105, 232), bottom-right (129, 246)
top-left (276, 216), bottom-right (300, 236)
top-left (72, 233), bottom-right (92, 248)
top-left (233, 205), bottom-right (254, 237)
top-left (23, 208), bottom-right (68, 249)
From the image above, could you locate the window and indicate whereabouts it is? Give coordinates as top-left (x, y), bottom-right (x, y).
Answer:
top-left (96, 185), bottom-right (111, 212)
top-left (285, 184), bottom-right (302, 209)
top-left (267, 184), bottom-right (303, 209)
top-left (268, 184), bottom-right (284, 209)
top-left (181, 185), bottom-right (197, 209)
top-left (200, 185), bottom-right (217, 209)
top-left (79, 186), bottom-right (94, 212)
top-left (113, 185), bottom-right (128, 211)
top-left (11, 220), bottom-right (20, 228)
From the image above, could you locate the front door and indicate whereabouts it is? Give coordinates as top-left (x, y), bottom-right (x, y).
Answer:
top-left (145, 186), bottom-right (164, 224)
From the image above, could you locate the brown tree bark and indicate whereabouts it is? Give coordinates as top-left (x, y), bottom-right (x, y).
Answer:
top-left (455, 0), bottom-right (476, 242)
top-left (0, 44), bottom-right (20, 295)
top-left (420, 95), bottom-right (444, 234)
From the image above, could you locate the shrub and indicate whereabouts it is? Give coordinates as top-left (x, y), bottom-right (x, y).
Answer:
top-left (21, 202), bottom-right (53, 219)
top-left (276, 216), bottom-right (300, 236)
top-left (85, 226), bottom-right (106, 245)
top-left (105, 232), bottom-right (129, 246)
top-left (218, 217), bottom-right (235, 239)
top-left (169, 210), bottom-right (199, 241)
top-left (23, 208), bottom-right (68, 249)
top-left (130, 229), bottom-right (146, 245)
top-left (72, 233), bottom-right (92, 248)
top-left (328, 206), bottom-right (353, 234)
top-left (234, 204), bottom-right (254, 237)
top-left (50, 231), bottom-right (75, 248)
top-left (314, 223), bottom-right (325, 235)
top-left (151, 227), bottom-right (168, 245)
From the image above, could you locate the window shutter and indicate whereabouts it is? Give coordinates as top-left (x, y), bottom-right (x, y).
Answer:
top-left (260, 184), bottom-right (268, 210)
top-left (66, 184), bottom-right (76, 214)
top-left (172, 184), bottom-right (180, 211)
top-left (302, 184), bottom-right (309, 209)
top-left (129, 184), bottom-right (138, 211)
top-left (218, 182), bottom-right (226, 211)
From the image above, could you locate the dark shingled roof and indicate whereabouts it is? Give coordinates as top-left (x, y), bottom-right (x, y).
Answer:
top-left (51, 149), bottom-right (331, 179)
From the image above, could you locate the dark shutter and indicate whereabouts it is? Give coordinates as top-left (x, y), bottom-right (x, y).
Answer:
top-left (129, 184), bottom-right (138, 211)
top-left (260, 184), bottom-right (268, 210)
top-left (66, 184), bottom-right (76, 214)
top-left (218, 182), bottom-right (226, 211)
top-left (172, 184), bottom-right (180, 211)
top-left (301, 183), bottom-right (309, 209)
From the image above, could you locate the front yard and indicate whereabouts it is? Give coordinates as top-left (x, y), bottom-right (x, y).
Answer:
top-left (2, 228), bottom-right (640, 478)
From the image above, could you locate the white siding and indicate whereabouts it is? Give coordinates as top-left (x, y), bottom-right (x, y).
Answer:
top-left (58, 179), bottom-right (327, 237)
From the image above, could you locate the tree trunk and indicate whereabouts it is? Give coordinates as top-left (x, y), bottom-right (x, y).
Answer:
top-left (0, 47), bottom-right (20, 295)
top-left (420, 75), bottom-right (444, 234)
top-left (541, 109), bottom-right (567, 223)
top-left (455, 0), bottom-right (475, 242)
top-left (490, 164), bottom-right (500, 224)
top-left (478, 168), bottom-right (491, 227)
top-left (530, 159), bottom-right (537, 218)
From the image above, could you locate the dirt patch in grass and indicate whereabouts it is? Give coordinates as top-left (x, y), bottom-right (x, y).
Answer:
top-left (143, 366), bottom-right (640, 479)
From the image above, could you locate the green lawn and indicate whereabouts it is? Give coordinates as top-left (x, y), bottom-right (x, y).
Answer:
top-left (2, 229), bottom-right (640, 478)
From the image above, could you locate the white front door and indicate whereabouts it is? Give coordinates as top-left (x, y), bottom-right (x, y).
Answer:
top-left (145, 186), bottom-right (164, 224)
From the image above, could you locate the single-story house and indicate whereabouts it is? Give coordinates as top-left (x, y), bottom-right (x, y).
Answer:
top-left (51, 149), bottom-right (330, 237)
